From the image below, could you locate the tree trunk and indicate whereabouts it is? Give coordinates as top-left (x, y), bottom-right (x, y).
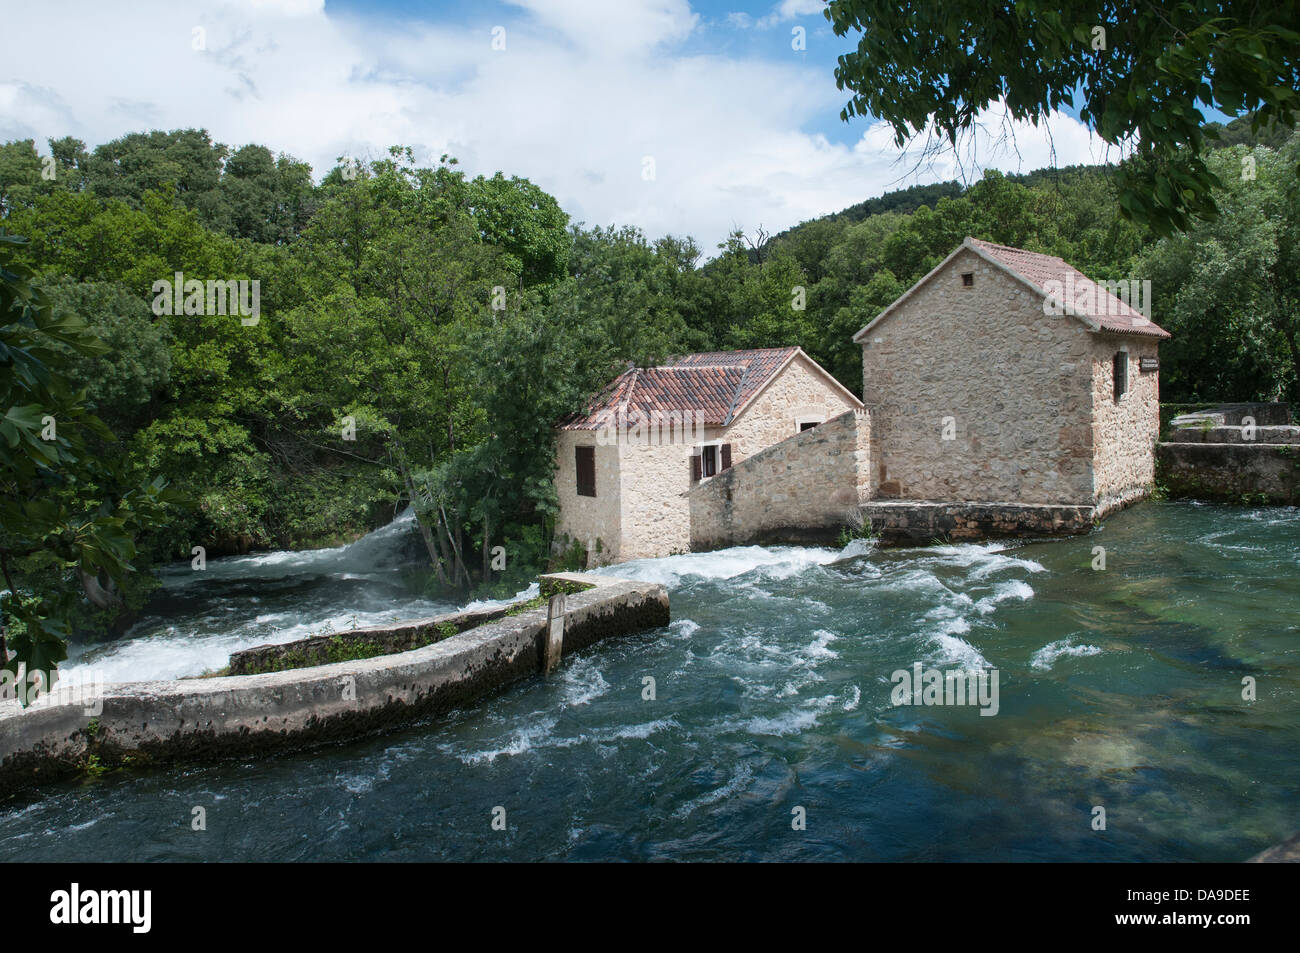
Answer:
top-left (439, 503), bottom-right (470, 589)
top-left (401, 464), bottom-right (449, 587)
top-left (0, 553), bottom-right (16, 668)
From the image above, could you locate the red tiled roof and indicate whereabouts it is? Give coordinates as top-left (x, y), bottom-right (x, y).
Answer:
top-left (560, 347), bottom-right (802, 430)
top-left (967, 238), bottom-right (1170, 338)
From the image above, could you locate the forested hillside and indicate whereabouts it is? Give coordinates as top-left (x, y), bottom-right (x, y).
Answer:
top-left (2, 119), bottom-right (1297, 642)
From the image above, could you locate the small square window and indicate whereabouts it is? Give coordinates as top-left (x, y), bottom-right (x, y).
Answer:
top-left (961, 272), bottom-right (974, 287)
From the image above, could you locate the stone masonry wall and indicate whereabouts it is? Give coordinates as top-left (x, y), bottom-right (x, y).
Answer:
top-left (860, 247), bottom-right (1095, 503)
top-left (554, 430), bottom-right (622, 565)
top-left (688, 409), bottom-right (870, 548)
top-left (616, 424), bottom-right (725, 561)
top-left (1157, 442), bottom-right (1300, 504)
top-left (1090, 333), bottom-right (1161, 510)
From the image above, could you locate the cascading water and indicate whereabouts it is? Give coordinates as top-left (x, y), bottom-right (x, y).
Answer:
top-left (60, 508), bottom-right (457, 685)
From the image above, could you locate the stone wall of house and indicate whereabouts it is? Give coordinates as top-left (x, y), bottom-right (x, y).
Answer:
top-left (724, 353), bottom-right (862, 462)
top-left (617, 424), bottom-right (725, 560)
top-left (860, 247), bottom-right (1095, 504)
top-left (554, 430), bottom-right (622, 565)
top-left (688, 409), bottom-right (871, 549)
top-left (1090, 333), bottom-right (1161, 510)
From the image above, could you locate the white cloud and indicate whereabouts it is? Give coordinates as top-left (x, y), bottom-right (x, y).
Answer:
top-left (0, 0), bottom-right (1114, 252)
top-left (504, 0), bottom-right (698, 55)
top-left (756, 0), bottom-right (825, 29)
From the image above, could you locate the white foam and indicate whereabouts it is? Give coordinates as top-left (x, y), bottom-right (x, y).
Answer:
top-left (592, 544), bottom-right (839, 588)
top-left (974, 579), bottom-right (1035, 615)
top-left (560, 657), bottom-right (610, 708)
top-left (744, 693), bottom-right (838, 736)
top-left (460, 582), bottom-right (539, 613)
top-left (836, 537), bottom-right (876, 560)
top-left (166, 508), bottom-right (420, 583)
top-left (1031, 638), bottom-right (1102, 671)
top-left (457, 715), bottom-right (560, 765)
top-left (60, 597), bottom-right (451, 684)
top-left (672, 763), bottom-right (755, 819)
top-left (930, 631), bottom-right (987, 670)
top-left (669, 618), bottom-right (700, 638)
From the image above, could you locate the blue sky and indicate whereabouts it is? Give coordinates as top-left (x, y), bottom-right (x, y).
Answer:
top-left (2, 0), bottom-right (1125, 250)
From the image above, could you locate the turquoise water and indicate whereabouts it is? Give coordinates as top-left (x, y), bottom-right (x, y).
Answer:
top-left (1, 502), bottom-right (1296, 861)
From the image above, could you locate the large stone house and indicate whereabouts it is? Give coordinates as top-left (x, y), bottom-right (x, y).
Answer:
top-left (554, 348), bottom-right (863, 563)
top-left (853, 237), bottom-right (1169, 515)
top-left (557, 237), bottom-right (1170, 559)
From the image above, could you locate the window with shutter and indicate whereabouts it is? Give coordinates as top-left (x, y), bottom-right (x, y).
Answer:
top-left (1113, 352), bottom-right (1128, 401)
top-left (690, 453), bottom-right (701, 483)
top-left (720, 443), bottom-right (732, 471)
top-left (575, 446), bottom-right (596, 497)
top-left (701, 445), bottom-right (718, 477)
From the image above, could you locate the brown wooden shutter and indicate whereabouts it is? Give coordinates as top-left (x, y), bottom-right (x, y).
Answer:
top-left (576, 446), bottom-right (596, 497)
top-left (720, 443), bottom-right (732, 471)
top-left (690, 453), bottom-right (701, 483)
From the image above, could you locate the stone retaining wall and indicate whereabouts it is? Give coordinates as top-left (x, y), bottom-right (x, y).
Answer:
top-left (0, 572), bottom-right (666, 800)
top-left (687, 409), bottom-right (871, 549)
top-left (1158, 403), bottom-right (1300, 504)
top-left (1157, 442), bottom-right (1300, 503)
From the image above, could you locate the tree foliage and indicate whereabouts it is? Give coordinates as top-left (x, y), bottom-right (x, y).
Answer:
top-left (824, 0), bottom-right (1300, 234)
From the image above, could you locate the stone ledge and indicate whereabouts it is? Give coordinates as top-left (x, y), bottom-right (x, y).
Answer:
top-left (1170, 402), bottom-right (1292, 429)
top-left (861, 500), bottom-right (1097, 546)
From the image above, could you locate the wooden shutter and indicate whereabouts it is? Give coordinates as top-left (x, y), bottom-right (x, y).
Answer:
top-left (720, 443), bottom-right (732, 471)
top-left (576, 446), bottom-right (596, 497)
top-left (690, 453), bottom-right (701, 483)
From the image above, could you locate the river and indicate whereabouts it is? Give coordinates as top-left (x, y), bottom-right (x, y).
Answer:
top-left (1, 501), bottom-right (1296, 861)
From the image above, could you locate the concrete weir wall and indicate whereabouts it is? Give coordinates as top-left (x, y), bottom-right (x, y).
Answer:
top-left (0, 572), bottom-right (668, 799)
top-left (688, 409), bottom-right (871, 549)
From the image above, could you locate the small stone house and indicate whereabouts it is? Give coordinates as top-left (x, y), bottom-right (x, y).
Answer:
top-left (853, 237), bottom-right (1170, 514)
top-left (555, 347), bottom-right (863, 563)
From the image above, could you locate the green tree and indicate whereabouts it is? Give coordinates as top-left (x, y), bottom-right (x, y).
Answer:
top-left (0, 233), bottom-right (179, 695)
top-left (825, 0), bottom-right (1300, 233)
top-left (1136, 132), bottom-right (1300, 402)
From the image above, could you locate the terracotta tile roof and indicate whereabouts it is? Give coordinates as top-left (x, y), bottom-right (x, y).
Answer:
top-left (560, 347), bottom-right (801, 430)
top-left (967, 238), bottom-right (1170, 338)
